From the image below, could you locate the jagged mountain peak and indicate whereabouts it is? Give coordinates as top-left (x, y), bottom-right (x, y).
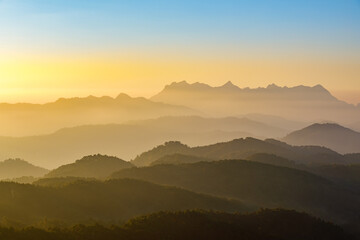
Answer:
top-left (164, 81), bottom-right (212, 91)
top-left (218, 81), bottom-right (240, 90)
top-left (266, 83), bottom-right (281, 89)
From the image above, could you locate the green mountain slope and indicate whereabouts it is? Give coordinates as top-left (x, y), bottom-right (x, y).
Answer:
top-left (112, 160), bottom-right (360, 223)
top-left (0, 179), bottom-right (249, 225)
top-left (132, 138), bottom-right (349, 166)
top-left (0, 210), bottom-right (353, 240)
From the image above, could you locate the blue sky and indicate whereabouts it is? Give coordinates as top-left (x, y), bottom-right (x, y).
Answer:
top-left (0, 0), bottom-right (359, 56)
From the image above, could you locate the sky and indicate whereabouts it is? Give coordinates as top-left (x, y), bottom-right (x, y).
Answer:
top-left (0, 0), bottom-right (359, 104)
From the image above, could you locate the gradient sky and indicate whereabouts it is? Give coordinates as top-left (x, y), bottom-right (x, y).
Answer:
top-left (0, 0), bottom-right (359, 104)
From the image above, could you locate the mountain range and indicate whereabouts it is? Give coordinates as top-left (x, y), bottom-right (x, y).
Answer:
top-left (151, 81), bottom-right (360, 123)
top-left (0, 81), bottom-right (358, 137)
top-left (0, 179), bottom-right (249, 225)
top-left (0, 93), bottom-right (196, 136)
top-left (131, 137), bottom-right (357, 167)
top-left (112, 160), bottom-right (360, 223)
top-left (0, 116), bottom-right (289, 168)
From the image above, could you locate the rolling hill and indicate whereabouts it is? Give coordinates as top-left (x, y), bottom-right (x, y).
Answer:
top-left (0, 179), bottom-right (249, 225)
top-left (0, 93), bottom-right (196, 137)
top-left (0, 210), bottom-right (352, 240)
top-left (0, 159), bottom-right (49, 180)
top-left (112, 160), bottom-right (360, 223)
top-left (283, 123), bottom-right (360, 154)
top-left (45, 154), bottom-right (134, 179)
top-left (131, 137), bottom-right (349, 167)
top-left (0, 116), bottom-right (287, 168)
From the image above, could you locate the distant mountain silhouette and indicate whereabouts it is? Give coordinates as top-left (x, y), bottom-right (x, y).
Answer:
top-left (0, 94), bottom-right (197, 136)
top-left (151, 81), bottom-right (359, 123)
top-left (131, 137), bottom-right (352, 167)
top-left (283, 123), bottom-right (360, 154)
top-left (45, 154), bottom-right (133, 178)
top-left (0, 116), bottom-right (287, 168)
top-left (0, 159), bottom-right (48, 180)
top-left (0, 179), bottom-right (249, 225)
top-left (112, 160), bottom-right (360, 223)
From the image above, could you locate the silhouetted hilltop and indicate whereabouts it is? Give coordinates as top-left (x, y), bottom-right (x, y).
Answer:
top-left (133, 141), bottom-right (191, 166)
top-left (45, 154), bottom-right (133, 179)
top-left (0, 179), bottom-right (248, 225)
top-left (283, 123), bottom-right (360, 154)
top-left (0, 159), bottom-right (48, 180)
top-left (112, 160), bottom-right (360, 223)
top-left (0, 94), bottom-right (197, 136)
top-left (151, 81), bottom-right (359, 123)
top-left (132, 137), bottom-right (347, 167)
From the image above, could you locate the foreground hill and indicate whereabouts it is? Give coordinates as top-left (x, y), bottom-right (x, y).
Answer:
top-left (0, 94), bottom-right (196, 136)
top-left (131, 137), bottom-right (354, 167)
top-left (0, 116), bottom-right (286, 168)
top-left (45, 154), bottom-right (133, 179)
top-left (151, 81), bottom-right (359, 123)
top-left (149, 153), bottom-right (360, 194)
top-left (283, 123), bottom-right (360, 154)
top-left (112, 160), bottom-right (360, 223)
top-left (0, 159), bottom-right (48, 180)
top-left (0, 179), bottom-right (248, 225)
top-left (0, 210), bottom-right (352, 240)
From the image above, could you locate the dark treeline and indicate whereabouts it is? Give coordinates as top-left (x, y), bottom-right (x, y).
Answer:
top-left (0, 209), bottom-right (354, 240)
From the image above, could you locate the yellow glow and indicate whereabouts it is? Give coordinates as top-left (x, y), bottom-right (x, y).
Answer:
top-left (0, 53), bottom-right (359, 104)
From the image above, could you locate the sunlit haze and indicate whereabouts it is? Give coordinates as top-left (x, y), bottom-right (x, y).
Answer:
top-left (0, 0), bottom-right (359, 104)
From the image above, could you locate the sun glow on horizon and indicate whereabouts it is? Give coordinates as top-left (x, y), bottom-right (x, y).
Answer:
top-left (0, 0), bottom-right (359, 104)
